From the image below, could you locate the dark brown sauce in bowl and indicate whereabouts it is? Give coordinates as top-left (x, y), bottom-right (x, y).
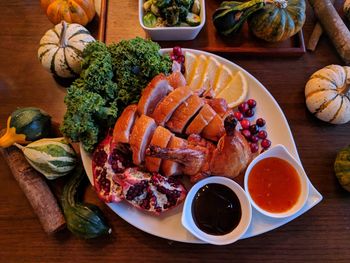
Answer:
top-left (192, 183), bottom-right (242, 235)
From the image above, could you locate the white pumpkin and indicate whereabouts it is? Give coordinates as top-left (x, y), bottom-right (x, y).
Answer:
top-left (305, 65), bottom-right (350, 124)
top-left (38, 21), bottom-right (95, 78)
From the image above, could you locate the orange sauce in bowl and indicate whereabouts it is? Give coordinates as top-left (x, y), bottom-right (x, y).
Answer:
top-left (248, 157), bottom-right (301, 213)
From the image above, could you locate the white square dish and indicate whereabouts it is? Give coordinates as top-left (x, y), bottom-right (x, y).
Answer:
top-left (138, 0), bottom-right (206, 41)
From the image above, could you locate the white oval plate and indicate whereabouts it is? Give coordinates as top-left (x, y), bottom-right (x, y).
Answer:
top-left (81, 48), bottom-right (322, 243)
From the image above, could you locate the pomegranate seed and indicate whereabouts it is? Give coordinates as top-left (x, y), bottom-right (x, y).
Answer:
top-left (240, 119), bottom-right (250, 129)
top-left (250, 143), bottom-right (259, 153)
top-left (256, 118), bottom-right (266, 127)
top-left (241, 129), bottom-right (251, 139)
top-left (257, 130), bottom-right (267, 139)
top-left (261, 139), bottom-right (271, 149)
top-left (234, 111), bottom-right (243, 121)
top-left (250, 135), bottom-right (259, 143)
top-left (247, 99), bottom-right (257, 108)
top-left (245, 109), bottom-right (255, 117)
top-left (173, 46), bottom-right (182, 56)
top-left (238, 102), bottom-right (249, 113)
top-left (249, 124), bottom-right (259, 134)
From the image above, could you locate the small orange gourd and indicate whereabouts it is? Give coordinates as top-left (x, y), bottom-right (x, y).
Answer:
top-left (41, 0), bottom-right (96, 26)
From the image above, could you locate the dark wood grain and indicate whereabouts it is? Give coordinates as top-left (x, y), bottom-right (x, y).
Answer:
top-left (0, 0), bottom-right (349, 262)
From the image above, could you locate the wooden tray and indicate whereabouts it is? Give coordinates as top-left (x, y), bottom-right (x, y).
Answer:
top-left (98, 0), bottom-right (305, 56)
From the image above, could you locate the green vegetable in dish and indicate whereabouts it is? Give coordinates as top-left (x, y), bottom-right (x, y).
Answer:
top-left (334, 145), bottom-right (350, 192)
top-left (61, 38), bottom-right (171, 152)
top-left (143, 12), bottom-right (157, 27)
top-left (0, 107), bottom-right (51, 148)
top-left (186, 12), bottom-right (201, 26)
top-left (143, 0), bottom-right (199, 27)
top-left (62, 163), bottom-right (112, 239)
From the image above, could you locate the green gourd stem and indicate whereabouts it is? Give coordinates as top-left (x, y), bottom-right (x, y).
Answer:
top-left (59, 21), bottom-right (68, 47)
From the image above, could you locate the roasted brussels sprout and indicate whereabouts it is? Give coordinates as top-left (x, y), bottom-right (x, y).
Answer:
top-left (143, 12), bottom-right (157, 27)
top-left (191, 0), bottom-right (200, 15)
top-left (179, 5), bottom-right (189, 20)
top-left (143, 0), bottom-right (152, 11)
top-left (186, 12), bottom-right (201, 26)
top-left (164, 5), bottom-right (180, 26)
top-left (155, 0), bottom-right (171, 8)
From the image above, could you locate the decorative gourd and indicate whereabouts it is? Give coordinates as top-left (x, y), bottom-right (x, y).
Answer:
top-left (0, 107), bottom-right (51, 148)
top-left (38, 21), bottom-right (95, 78)
top-left (62, 163), bottom-right (112, 239)
top-left (14, 137), bottom-right (77, 180)
top-left (40, 0), bottom-right (96, 26)
top-left (334, 145), bottom-right (350, 192)
top-left (344, 0), bottom-right (350, 22)
top-left (248, 0), bottom-right (306, 42)
top-left (305, 65), bottom-right (350, 124)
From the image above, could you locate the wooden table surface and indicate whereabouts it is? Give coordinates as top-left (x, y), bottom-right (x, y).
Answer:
top-left (0, 0), bottom-right (349, 262)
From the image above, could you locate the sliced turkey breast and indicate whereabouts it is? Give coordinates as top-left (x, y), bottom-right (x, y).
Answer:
top-left (205, 98), bottom-right (229, 117)
top-left (137, 74), bottom-right (173, 116)
top-left (129, 114), bottom-right (157, 165)
top-left (202, 114), bottom-right (225, 142)
top-left (145, 126), bottom-right (173, 173)
top-left (161, 136), bottom-right (187, 177)
top-left (185, 104), bottom-right (216, 135)
top-left (166, 94), bottom-right (204, 133)
top-left (112, 104), bottom-right (138, 144)
top-left (152, 86), bottom-right (193, 126)
top-left (167, 71), bottom-right (186, 89)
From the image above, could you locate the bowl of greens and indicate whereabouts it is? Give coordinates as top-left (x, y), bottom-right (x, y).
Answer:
top-left (139, 0), bottom-right (205, 41)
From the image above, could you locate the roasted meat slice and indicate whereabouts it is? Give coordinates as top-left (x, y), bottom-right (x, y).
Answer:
top-left (112, 104), bottom-right (138, 144)
top-left (161, 136), bottom-right (187, 177)
top-left (137, 74), bottom-right (173, 116)
top-left (152, 86), bottom-right (193, 126)
top-left (202, 114), bottom-right (225, 142)
top-left (166, 94), bottom-right (204, 133)
top-left (113, 167), bottom-right (187, 214)
top-left (205, 98), bottom-right (229, 117)
top-left (129, 114), bottom-right (157, 165)
top-left (145, 126), bottom-right (173, 173)
top-left (185, 104), bottom-right (216, 135)
top-left (167, 71), bottom-right (186, 89)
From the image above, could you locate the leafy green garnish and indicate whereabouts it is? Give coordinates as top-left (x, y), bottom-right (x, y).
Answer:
top-left (60, 38), bottom-right (172, 152)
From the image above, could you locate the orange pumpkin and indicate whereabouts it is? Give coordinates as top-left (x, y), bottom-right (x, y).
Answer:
top-left (41, 0), bottom-right (96, 26)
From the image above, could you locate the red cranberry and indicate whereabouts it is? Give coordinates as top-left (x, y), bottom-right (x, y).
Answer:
top-left (244, 109), bottom-right (255, 117)
top-left (261, 139), bottom-right (271, 149)
top-left (257, 130), bottom-right (267, 139)
top-left (238, 102), bottom-right (249, 113)
top-left (249, 124), bottom-right (259, 134)
top-left (250, 135), bottom-right (259, 143)
top-left (173, 46), bottom-right (182, 56)
top-left (241, 129), bottom-right (251, 139)
top-left (240, 119), bottom-right (250, 129)
top-left (247, 99), bottom-right (257, 108)
top-left (256, 118), bottom-right (266, 127)
top-left (250, 143), bottom-right (259, 153)
top-left (234, 111), bottom-right (243, 121)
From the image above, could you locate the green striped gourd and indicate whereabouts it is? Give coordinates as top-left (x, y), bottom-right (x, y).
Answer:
top-left (334, 145), bottom-right (350, 192)
top-left (38, 21), bottom-right (95, 78)
top-left (248, 0), bottom-right (306, 42)
top-left (305, 65), bottom-right (350, 124)
top-left (15, 137), bottom-right (77, 180)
